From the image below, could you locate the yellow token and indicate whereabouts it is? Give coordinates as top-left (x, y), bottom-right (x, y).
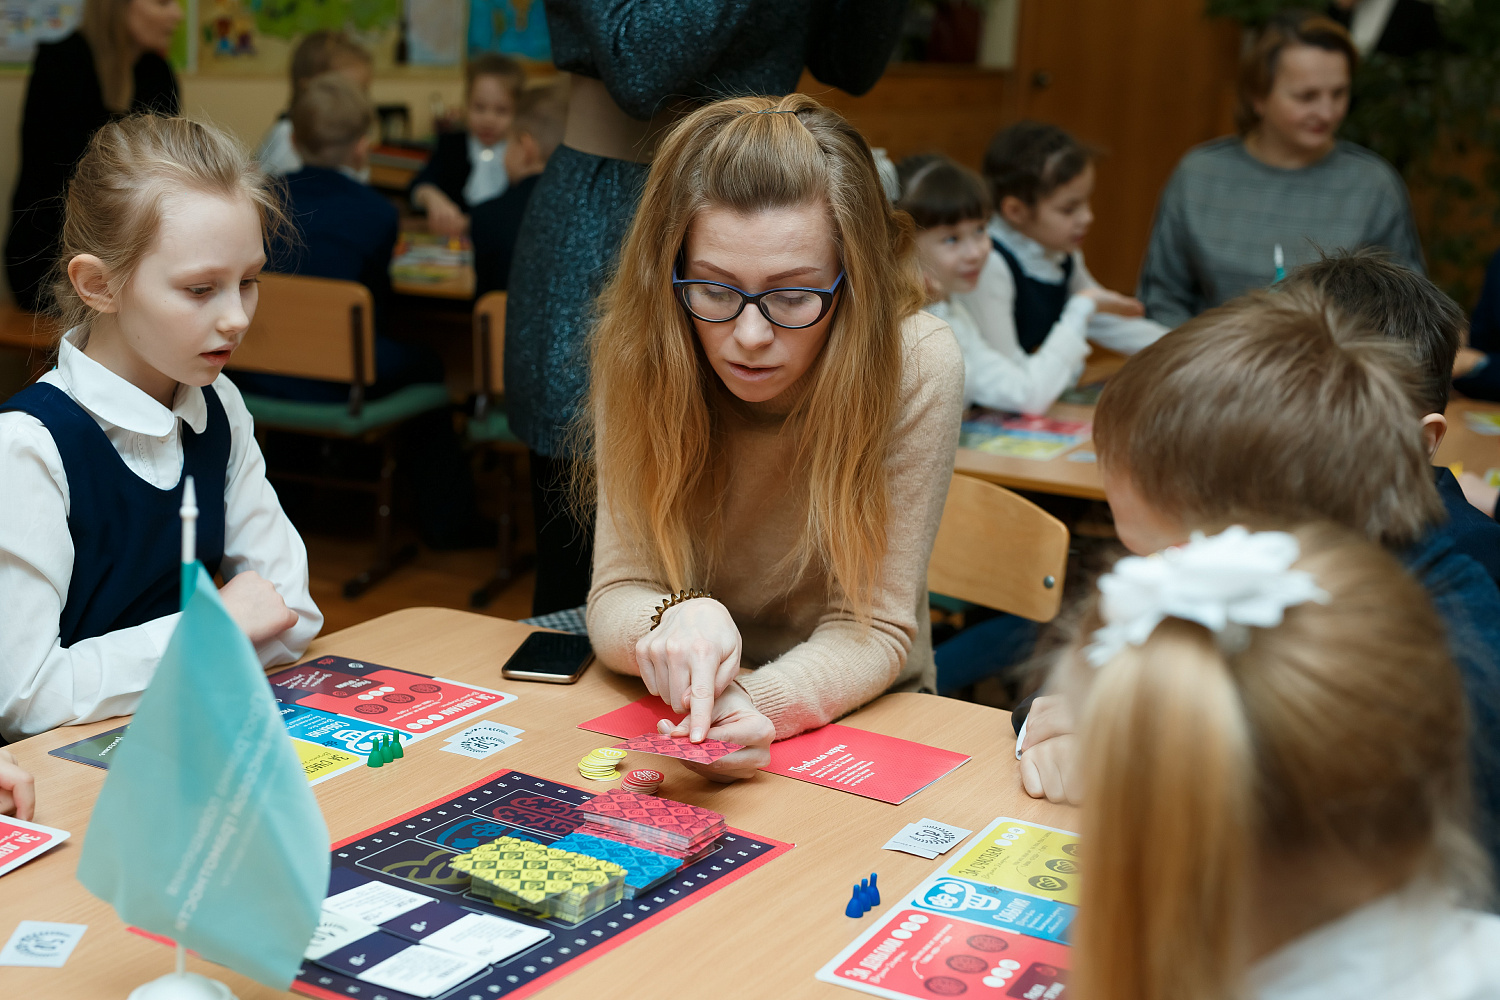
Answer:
top-left (590, 748), bottom-right (627, 760)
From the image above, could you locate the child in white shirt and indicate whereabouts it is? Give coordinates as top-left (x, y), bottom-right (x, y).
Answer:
top-left (256, 30), bottom-right (373, 178)
top-left (955, 122), bottom-right (1166, 414)
top-left (0, 115), bottom-right (321, 743)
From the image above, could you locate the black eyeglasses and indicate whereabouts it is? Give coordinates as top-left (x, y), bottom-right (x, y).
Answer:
top-left (671, 270), bottom-right (845, 330)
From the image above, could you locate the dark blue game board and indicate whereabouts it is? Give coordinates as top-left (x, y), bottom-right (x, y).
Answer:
top-left (294, 770), bottom-right (790, 1000)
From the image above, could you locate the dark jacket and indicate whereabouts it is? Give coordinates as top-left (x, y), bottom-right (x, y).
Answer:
top-left (1436, 466), bottom-right (1500, 587)
top-left (5, 31), bottom-right (178, 311)
top-left (1403, 524), bottom-right (1500, 868)
top-left (408, 131), bottom-right (475, 212)
top-left (275, 165), bottom-right (399, 324)
top-left (1456, 247), bottom-right (1500, 402)
top-left (472, 173), bottom-right (540, 296)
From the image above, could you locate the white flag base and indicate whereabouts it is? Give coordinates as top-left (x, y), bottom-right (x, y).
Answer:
top-left (127, 971), bottom-right (238, 1000)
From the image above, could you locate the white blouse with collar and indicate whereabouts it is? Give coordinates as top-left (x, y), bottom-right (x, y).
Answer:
top-left (950, 217), bottom-right (1167, 415)
top-left (0, 334), bottom-right (322, 742)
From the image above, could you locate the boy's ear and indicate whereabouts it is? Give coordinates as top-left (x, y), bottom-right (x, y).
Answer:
top-left (999, 194), bottom-right (1031, 229)
top-left (67, 254), bottom-right (118, 313)
top-left (1420, 412), bottom-right (1448, 458)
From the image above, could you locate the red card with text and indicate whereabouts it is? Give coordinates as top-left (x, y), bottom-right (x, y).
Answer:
top-left (818, 908), bottom-right (1068, 1000)
top-left (0, 816), bottom-right (70, 878)
top-left (580, 697), bottom-right (970, 804)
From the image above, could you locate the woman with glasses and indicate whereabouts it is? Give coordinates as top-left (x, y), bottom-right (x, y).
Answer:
top-left (578, 95), bottom-right (965, 780)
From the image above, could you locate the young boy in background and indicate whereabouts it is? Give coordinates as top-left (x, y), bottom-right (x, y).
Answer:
top-left (410, 54), bottom-right (525, 239)
top-left (1281, 248), bottom-right (1500, 584)
top-left (472, 84), bottom-right (565, 296)
top-left (1016, 287), bottom-right (1500, 866)
top-left (257, 31), bottom-right (373, 178)
top-left (954, 121), bottom-right (1166, 415)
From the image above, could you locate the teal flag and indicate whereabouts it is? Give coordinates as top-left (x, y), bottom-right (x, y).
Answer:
top-left (77, 564), bottom-right (329, 988)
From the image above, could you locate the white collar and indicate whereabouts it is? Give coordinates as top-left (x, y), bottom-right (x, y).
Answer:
top-left (467, 133), bottom-right (506, 161)
top-left (56, 330), bottom-right (208, 437)
top-left (988, 215), bottom-right (1072, 284)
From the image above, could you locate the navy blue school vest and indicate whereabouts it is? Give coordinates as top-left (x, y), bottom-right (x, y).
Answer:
top-left (1, 382), bottom-right (228, 647)
top-left (993, 237), bottom-right (1075, 354)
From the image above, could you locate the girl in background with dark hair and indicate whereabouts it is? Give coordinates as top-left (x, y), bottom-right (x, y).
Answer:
top-left (953, 123), bottom-right (1165, 416)
top-left (1138, 11), bottom-right (1422, 328)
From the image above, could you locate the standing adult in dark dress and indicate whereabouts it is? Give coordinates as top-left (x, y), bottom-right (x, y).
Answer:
top-left (507, 0), bottom-right (908, 617)
top-left (5, 0), bottom-right (182, 311)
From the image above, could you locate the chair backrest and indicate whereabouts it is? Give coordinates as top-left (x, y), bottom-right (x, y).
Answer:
top-left (230, 272), bottom-right (376, 403)
top-left (472, 290), bottom-right (507, 414)
top-left (928, 473), bottom-right (1070, 622)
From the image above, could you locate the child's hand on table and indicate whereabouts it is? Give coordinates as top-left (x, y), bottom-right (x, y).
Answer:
top-left (219, 571), bottom-right (298, 645)
top-left (1079, 286), bottom-right (1146, 318)
top-left (421, 188), bottom-right (470, 239)
top-left (634, 598), bottom-right (742, 742)
top-left (659, 682), bottom-right (773, 783)
top-left (1017, 694), bottom-right (1084, 805)
top-left (1459, 472), bottom-right (1499, 520)
top-left (0, 748), bottom-right (35, 821)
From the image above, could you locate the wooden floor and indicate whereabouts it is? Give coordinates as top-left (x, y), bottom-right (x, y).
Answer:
top-left (304, 533), bottom-right (536, 633)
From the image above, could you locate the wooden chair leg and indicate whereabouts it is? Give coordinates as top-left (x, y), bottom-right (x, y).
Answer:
top-left (343, 436), bottom-right (416, 598)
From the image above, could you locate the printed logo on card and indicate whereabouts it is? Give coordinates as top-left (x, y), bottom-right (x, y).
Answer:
top-left (14, 930), bottom-right (74, 959)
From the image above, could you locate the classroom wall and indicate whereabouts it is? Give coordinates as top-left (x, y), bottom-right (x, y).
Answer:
top-left (0, 71), bottom-right (466, 304)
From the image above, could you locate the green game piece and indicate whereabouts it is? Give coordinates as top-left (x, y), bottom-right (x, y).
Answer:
top-left (391, 735), bottom-right (404, 760)
top-left (381, 735), bottom-right (397, 764)
top-left (366, 739), bottom-right (384, 768)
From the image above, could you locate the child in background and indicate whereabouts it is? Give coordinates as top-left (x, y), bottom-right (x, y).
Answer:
top-left (1281, 248), bottom-right (1500, 585)
top-left (257, 30), bottom-right (373, 178)
top-left (473, 83), bottom-right (566, 296)
top-left (954, 121), bottom-right (1165, 415)
top-left (235, 73), bottom-right (441, 402)
top-left (1069, 523), bottom-right (1500, 1000)
top-left (0, 115), bottom-right (321, 743)
top-left (1015, 287), bottom-right (1500, 868)
top-left (410, 54), bottom-right (524, 239)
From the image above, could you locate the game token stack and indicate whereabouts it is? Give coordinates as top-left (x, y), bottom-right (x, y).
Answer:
top-left (577, 789), bottom-right (726, 856)
top-left (577, 747), bottom-right (626, 782)
top-left (550, 831), bottom-right (682, 898)
top-left (621, 768), bottom-right (663, 795)
top-left (449, 836), bottom-right (625, 925)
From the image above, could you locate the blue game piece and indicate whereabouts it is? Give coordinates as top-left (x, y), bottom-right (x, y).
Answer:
top-left (845, 884), bottom-right (866, 917)
top-left (868, 872), bottom-right (880, 906)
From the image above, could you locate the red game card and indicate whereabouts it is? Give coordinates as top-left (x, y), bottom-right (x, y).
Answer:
top-left (579, 790), bottom-right (724, 849)
top-left (612, 732), bottom-right (743, 764)
top-left (0, 816), bottom-right (70, 878)
top-left (817, 908), bottom-right (1069, 1000)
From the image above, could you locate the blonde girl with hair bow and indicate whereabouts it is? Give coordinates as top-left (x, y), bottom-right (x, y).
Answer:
top-left (1068, 523), bottom-right (1500, 1000)
top-left (580, 94), bottom-right (965, 780)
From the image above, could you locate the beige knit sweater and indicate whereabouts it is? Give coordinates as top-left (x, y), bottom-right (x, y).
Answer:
top-left (586, 310), bottom-right (965, 740)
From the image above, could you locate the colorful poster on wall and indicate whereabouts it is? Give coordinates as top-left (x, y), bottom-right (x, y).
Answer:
top-left (404, 0), bottom-right (461, 64)
top-left (467, 0), bottom-right (547, 61)
top-left (197, 0), bottom-right (403, 75)
top-left (0, 0), bottom-right (80, 65)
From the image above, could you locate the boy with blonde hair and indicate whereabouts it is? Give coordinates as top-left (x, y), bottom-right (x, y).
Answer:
top-left (1015, 286), bottom-right (1500, 864)
top-left (257, 30), bottom-right (374, 177)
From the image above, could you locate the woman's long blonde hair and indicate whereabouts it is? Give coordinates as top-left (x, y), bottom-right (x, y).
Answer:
top-left (577, 93), bottom-right (925, 614)
top-left (81, 0), bottom-right (140, 112)
top-left (1071, 522), bottom-right (1484, 1000)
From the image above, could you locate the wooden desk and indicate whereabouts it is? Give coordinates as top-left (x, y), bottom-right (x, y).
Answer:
top-left (392, 225), bottom-right (476, 301)
top-left (952, 350), bottom-right (1128, 502)
top-left (1, 608), bottom-right (1072, 999)
top-left (1438, 397), bottom-right (1500, 477)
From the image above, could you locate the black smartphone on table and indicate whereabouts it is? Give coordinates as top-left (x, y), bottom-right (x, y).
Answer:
top-left (501, 631), bottom-right (594, 683)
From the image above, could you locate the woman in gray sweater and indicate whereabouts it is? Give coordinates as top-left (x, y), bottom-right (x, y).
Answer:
top-left (1137, 11), bottom-right (1422, 329)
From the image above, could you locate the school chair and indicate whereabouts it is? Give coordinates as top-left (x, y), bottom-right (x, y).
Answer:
top-left (927, 473), bottom-right (1070, 695)
top-left (228, 272), bottom-right (451, 597)
top-left (467, 290), bottom-right (531, 608)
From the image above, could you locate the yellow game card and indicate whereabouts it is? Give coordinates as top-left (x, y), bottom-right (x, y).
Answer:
top-left (291, 739), bottom-right (362, 784)
top-left (946, 819), bottom-right (1081, 905)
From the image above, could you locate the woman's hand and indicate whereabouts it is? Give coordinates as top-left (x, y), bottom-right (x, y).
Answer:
top-left (0, 749), bottom-right (35, 820)
top-left (219, 571), bottom-right (298, 645)
top-left (1078, 286), bottom-right (1146, 317)
top-left (659, 682), bottom-right (773, 782)
top-left (417, 185), bottom-right (469, 239)
top-left (635, 598), bottom-right (742, 742)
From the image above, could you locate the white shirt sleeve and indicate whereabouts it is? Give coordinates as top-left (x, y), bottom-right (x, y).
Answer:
top-left (1071, 252), bottom-right (1171, 354)
top-left (0, 412), bottom-right (179, 742)
top-left (952, 250), bottom-right (1094, 415)
top-left (212, 377), bottom-right (322, 665)
top-left (256, 118), bottom-right (302, 178)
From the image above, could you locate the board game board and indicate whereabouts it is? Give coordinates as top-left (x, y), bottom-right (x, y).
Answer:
top-left (294, 770), bottom-right (791, 1000)
top-left (817, 817), bottom-right (1077, 1000)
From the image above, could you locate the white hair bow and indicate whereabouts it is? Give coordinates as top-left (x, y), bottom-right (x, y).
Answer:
top-left (1085, 526), bottom-right (1331, 668)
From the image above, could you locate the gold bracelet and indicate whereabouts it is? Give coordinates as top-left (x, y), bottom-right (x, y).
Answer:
top-left (649, 588), bottom-right (712, 630)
